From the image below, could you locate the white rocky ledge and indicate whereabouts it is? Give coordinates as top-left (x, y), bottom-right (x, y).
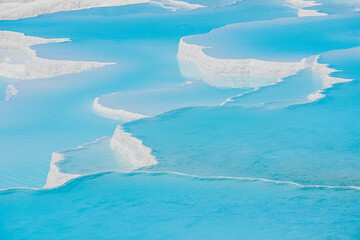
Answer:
top-left (178, 37), bottom-right (354, 102)
top-left (0, 0), bottom-right (203, 20)
top-left (177, 38), bottom-right (308, 88)
top-left (93, 97), bottom-right (147, 122)
top-left (0, 31), bottom-right (115, 100)
top-left (0, 31), bottom-right (114, 80)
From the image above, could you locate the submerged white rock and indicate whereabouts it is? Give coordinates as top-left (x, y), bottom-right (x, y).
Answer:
top-left (5, 84), bottom-right (19, 101)
top-left (0, 0), bottom-right (203, 20)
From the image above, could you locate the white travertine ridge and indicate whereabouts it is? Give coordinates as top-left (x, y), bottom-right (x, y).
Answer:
top-left (0, 31), bottom-right (114, 80)
top-left (285, 0), bottom-right (327, 17)
top-left (177, 38), bottom-right (308, 88)
top-left (110, 125), bottom-right (157, 170)
top-left (44, 126), bottom-right (157, 188)
top-left (307, 90), bottom-right (325, 101)
top-left (309, 55), bottom-right (353, 100)
top-left (0, 0), bottom-right (204, 20)
top-left (93, 97), bottom-right (147, 122)
top-left (178, 37), bottom-right (355, 103)
top-left (44, 152), bottom-right (80, 188)
top-left (312, 56), bottom-right (352, 89)
top-left (5, 84), bottom-right (19, 101)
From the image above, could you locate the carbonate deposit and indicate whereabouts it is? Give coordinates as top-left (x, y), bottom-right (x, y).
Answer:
top-left (0, 0), bottom-right (360, 239)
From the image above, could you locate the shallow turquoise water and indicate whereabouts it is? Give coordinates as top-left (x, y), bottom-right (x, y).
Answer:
top-left (0, 0), bottom-right (359, 238)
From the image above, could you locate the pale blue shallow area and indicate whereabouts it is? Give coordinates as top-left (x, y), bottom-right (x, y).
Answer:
top-left (309, 0), bottom-right (360, 15)
top-left (56, 137), bottom-right (130, 175)
top-left (224, 69), bottom-right (324, 108)
top-left (185, 14), bottom-right (360, 61)
top-left (98, 81), bottom-right (246, 116)
top-left (1, 172), bottom-right (360, 239)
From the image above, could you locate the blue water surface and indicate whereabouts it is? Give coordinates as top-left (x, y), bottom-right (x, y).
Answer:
top-left (1, 172), bottom-right (360, 239)
top-left (0, 1), bottom-right (359, 239)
